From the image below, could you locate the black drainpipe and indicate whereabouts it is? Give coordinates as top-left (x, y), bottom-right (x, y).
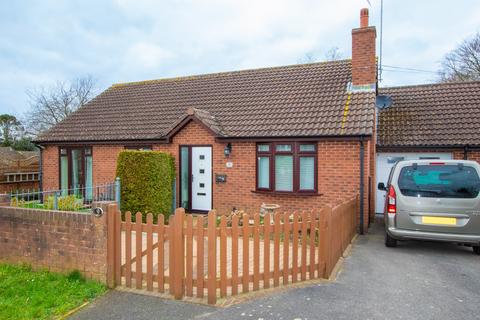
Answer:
top-left (36, 144), bottom-right (43, 192)
top-left (359, 137), bottom-right (365, 235)
top-left (463, 145), bottom-right (469, 160)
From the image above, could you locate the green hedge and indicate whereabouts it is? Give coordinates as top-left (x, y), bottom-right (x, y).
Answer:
top-left (116, 150), bottom-right (175, 223)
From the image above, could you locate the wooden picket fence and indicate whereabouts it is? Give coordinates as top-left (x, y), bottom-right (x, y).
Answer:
top-left (105, 196), bottom-right (358, 304)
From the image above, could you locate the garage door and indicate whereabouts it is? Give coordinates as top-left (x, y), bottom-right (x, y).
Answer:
top-left (375, 152), bottom-right (453, 214)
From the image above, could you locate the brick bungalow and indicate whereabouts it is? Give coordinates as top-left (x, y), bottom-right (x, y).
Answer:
top-left (375, 81), bottom-right (480, 213)
top-left (34, 9), bottom-right (378, 233)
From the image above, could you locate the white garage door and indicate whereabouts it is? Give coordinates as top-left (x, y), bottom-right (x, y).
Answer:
top-left (375, 152), bottom-right (453, 214)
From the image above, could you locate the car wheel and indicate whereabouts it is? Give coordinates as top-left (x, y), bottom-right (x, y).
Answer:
top-left (473, 246), bottom-right (480, 255)
top-left (385, 232), bottom-right (397, 247)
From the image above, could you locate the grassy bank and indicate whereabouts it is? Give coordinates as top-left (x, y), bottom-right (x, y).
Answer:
top-left (0, 264), bottom-right (107, 319)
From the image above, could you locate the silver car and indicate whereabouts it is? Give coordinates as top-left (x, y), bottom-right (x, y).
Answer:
top-left (378, 160), bottom-right (480, 254)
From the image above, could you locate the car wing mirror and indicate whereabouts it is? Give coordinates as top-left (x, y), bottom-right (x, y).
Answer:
top-left (378, 182), bottom-right (386, 191)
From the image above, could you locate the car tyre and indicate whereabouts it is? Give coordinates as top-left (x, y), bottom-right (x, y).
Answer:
top-left (385, 232), bottom-right (397, 247)
top-left (473, 246), bottom-right (480, 255)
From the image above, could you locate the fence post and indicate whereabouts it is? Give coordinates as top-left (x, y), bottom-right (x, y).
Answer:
top-left (173, 208), bottom-right (185, 300)
top-left (106, 203), bottom-right (117, 288)
top-left (355, 195), bottom-right (359, 237)
top-left (53, 191), bottom-right (59, 210)
top-left (324, 206), bottom-right (334, 278)
top-left (207, 210), bottom-right (217, 304)
top-left (114, 204), bottom-right (122, 286)
top-left (115, 177), bottom-right (121, 209)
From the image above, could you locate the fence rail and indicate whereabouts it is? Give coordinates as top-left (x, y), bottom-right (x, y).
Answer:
top-left (6, 178), bottom-right (120, 211)
top-left (107, 196), bottom-right (358, 304)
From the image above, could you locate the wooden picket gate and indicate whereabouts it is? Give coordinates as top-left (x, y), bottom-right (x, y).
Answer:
top-left (105, 196), bottom-right (358, 304)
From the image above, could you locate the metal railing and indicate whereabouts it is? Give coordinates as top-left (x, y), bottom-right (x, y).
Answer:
top-left (7, 177), bottom-right (121, 211)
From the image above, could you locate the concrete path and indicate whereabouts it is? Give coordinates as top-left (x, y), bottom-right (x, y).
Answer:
top-left (72, 220), bottom-right (480, 320)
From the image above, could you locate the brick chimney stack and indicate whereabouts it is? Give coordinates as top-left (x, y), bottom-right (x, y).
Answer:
top-left (352, 8), bottom-right (377, 88)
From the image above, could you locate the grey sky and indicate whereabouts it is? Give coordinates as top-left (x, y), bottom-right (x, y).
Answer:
top-left (1, 0), bottom-right (479, 116)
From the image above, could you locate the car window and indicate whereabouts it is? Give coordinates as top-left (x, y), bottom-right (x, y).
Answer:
top-left (387, 163), bottom-right (397, 185)
top-left (398, 164), bottom-right (480, 198)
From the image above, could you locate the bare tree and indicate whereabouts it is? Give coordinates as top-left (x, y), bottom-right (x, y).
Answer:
top-left (438, 33), bottom-right (480, 82)
top-left (324, 47), bottom-right (343, 61)
top-left (298, 47), bottom-right (343, 64)
top-left (302, 52), bottom-right (317, 63)
top-left (25, 76), bottom-right (96, 135)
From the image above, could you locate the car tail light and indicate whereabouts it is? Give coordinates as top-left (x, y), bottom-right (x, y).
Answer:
top-left (429, 162), bottom-right (445, 165)
top-left (387, 185), bottom-right (396, 214)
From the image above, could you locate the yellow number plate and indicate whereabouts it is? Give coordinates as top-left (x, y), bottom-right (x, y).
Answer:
top-left (422, 216), bottom-right (457, 226)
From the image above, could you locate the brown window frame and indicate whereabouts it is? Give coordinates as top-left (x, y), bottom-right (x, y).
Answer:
top-left (256, 144), bottom-right (273, 191)
top-left (58, 146), bottom-right (92, 191)
top-left (255, 142), bottom-right (318, 194)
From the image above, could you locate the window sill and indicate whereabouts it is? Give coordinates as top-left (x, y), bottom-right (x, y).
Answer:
top-left (251, 190), bottom-right (322, 196)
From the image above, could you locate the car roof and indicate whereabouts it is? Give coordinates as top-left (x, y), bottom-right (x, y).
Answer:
top-left (396, 159), bottom-right (480, 166)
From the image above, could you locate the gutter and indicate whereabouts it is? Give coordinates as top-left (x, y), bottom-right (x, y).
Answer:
top-left (216, 134), bottom-right (373, 142)
top-left (32, 138), bottom-right (169, 146)
top-left (35, 144), bottom-right (44, 192)
top-left (376, 144), bottom-right (480, 151)
top-left (34, 134), bottom-right (374, 146)
top-left (359, 137), bottom-right (365, 235)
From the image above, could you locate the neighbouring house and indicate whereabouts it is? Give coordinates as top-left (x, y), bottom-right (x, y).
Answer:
top-left (375, 81), bottom-right (480, 214)
top-left (34, 9), bottom-right (378, 233)
top-left (0, 147), bottom-right (40, 194)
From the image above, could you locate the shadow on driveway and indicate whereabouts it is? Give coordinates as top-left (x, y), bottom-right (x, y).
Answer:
top-left (71, 220), bottom-right (480, 320)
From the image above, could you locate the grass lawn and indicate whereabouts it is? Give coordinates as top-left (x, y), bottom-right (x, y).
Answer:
top-left (0, 264), bottom-right (107, 320)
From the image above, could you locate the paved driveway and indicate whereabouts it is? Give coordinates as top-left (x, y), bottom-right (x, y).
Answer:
top-left (72, 220), bottom-right (480, 320)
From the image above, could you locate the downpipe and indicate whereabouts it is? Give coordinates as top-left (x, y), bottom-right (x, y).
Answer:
top-left (359, 137), bottom-right (365, 235)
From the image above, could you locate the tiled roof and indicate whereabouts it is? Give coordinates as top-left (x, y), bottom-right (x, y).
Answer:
top-left (378, 81), bottom-right (480, 147)
top-left (165, 107), bottom-right (227, 137)
top-left (35, 60), bottom-right (375, 143)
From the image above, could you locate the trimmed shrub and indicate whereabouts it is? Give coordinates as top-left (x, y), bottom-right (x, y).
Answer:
top-left (116, 150), bottom-right (176, 222)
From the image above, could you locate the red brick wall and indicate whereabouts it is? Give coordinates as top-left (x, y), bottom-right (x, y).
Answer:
top-left (41, 120), bottom-right (373, 232)
top-left (0, 205), bottom-right (108, 282)
top-left (42, 146), bottom-right (59, 190)
top-left (453, 149), bottom-right (480, 162)
top-left (92, 146), bottom-right (124, 186)
top-left (468, 151), bottom-right (480, 162)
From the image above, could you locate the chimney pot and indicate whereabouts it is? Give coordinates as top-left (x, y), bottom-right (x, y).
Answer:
top-left (360, 8), bottom-right (369, 28)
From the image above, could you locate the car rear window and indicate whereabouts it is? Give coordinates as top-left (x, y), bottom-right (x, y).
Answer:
top-left (398, 164), bottom-right (480, 198)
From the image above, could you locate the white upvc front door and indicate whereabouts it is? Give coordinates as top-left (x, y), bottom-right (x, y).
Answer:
top-left (191, 146), bottom-right (212, 211)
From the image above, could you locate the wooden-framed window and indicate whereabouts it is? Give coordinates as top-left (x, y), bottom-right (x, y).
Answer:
top-left (256, 142), bottom-right (317, 193)
top-left (59, 146), bottom-right (93, 199)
